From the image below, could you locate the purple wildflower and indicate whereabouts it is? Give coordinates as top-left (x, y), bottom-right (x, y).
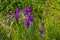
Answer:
top-left (24, 18), bottom-right (30, 28)
top-left (41, 22), bottom-right (44, 27)
top-left (14, 13), bottom-right (18, 20)
top-left (39, 29), bottom-right (44, 35)
top-left (27, 14), bottom-right (33, 21)
top-left (15, 8), bottom-right (20, 14)
top-left (24, 7), bottom-right (30, 14)
top-left (14, 8), bottom-right (20, 20)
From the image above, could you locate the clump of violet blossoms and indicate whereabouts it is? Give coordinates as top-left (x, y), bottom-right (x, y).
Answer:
top-left (14, 7), bottom-right (33, 28)
top-left (24, 7), bottom-right (33, 28)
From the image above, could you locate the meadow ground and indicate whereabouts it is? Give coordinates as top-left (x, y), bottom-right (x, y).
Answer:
top-left (0, 0), bottom-right (60, 40)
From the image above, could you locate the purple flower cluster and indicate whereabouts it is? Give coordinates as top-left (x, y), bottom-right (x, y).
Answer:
top-left (14, 7), bottom-right (33, 28)
top-left (24, 7), bottom-right (33, 28)
top-left (14, 8), bottom-right (20, 20)
top-left (24, 14), bottom-right (33, 28)
top-left (14, 7), bottom-right (45, 36)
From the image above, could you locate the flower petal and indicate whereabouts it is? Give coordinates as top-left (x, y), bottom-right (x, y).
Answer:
top-left (39, 29), bottom-right (44, 35)
top-left (24, 18), bottom-right (30, 28)
top-left (27, 14), bottom-right (33, 21)
top-left (15, 8), bottom-right (20, 14)
top-left (14, 13), bottom-right (18, 20)
top-left (24, 7), bottom-right (30, 13)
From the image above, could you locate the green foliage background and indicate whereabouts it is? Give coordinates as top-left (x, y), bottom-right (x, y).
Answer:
top-left (0, 0), bottom-right (60, 40)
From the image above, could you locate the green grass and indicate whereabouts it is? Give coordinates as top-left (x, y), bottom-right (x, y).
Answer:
top-left (0, 0), bottom-right (60, 40)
